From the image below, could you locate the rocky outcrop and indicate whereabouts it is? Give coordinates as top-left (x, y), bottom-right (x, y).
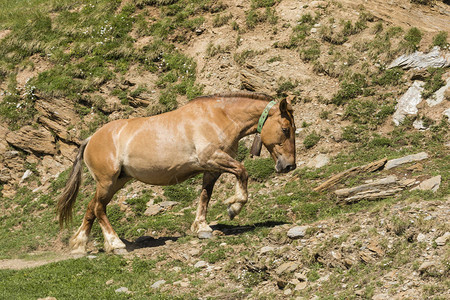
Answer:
top-left (335, 175), bottom-right (415, 204)
top-left (392, 81), bottom-right (424, 126)
top-left (385, 152), bottom-right (428, 170)
top-left (6, 126), bottom-right (56, 155)
top-left (388, 46), bottom-right (450, 70)
top-left (35, 98), bottom-right (80, 144)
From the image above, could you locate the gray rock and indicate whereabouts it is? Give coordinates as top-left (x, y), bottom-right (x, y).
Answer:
top-left (385, 152), bottom-right (428, 170)
top-left (418, 261), bottom-right (435, 273)
top-left (151, 280), bottom-right (166, 289)
top-left (335, 175), bottom-right (415, 203)
top-left (411, 175), bottom-right (441, 193)
top-left (275, 262), bottom-right (299, 275)
top-left (194, 260), bottom-right (208, 268)
top-left (259, 246), bottom-right (276, 254)
top-left (287, 226), bottom-right (309, 239)
top-left (444, 108), bottom-right (450, 119)
top-left (144, 204), bottom-right (163, 216)
top-left (426, 77), bottom-right (450, 107)
top-left (417, 233), bottom-right (426, 243)
top-left (435, 232), bottom-right (450, 246)
top-left (306, 154), bottom-right (330, 169)
top-left (392, 81), bottom-right (424, 126)
top-left (388, 46), bottom-right (450, 70)
top-left (412, 119), bottom-right (426, 130)
top-left (158, 201), bottom-right (179, 209)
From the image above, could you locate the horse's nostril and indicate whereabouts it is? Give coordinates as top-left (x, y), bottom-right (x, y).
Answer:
top-left (288, 164), bottom-right (296, 171)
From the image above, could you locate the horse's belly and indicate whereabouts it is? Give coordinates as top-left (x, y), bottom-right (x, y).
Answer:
top-left (123, 160), bottom-right (201, 186)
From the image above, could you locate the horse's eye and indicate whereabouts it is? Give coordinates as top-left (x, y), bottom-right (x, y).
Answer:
top-left (282, 128), bottom-right (289, 135)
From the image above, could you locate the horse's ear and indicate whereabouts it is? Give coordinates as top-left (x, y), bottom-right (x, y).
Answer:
top-left (279, 99), bottom-right (288, 114)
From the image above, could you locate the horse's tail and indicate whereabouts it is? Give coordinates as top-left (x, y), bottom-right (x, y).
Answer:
top-left (57, 138), bottom-right (90, 228)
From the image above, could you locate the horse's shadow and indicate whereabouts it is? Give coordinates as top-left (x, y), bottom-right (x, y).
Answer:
top-left (122, 220), bottom-right (286, 252)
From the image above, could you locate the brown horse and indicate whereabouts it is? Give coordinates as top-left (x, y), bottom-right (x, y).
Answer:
top-left (58, 92), bottom-right (296, 254)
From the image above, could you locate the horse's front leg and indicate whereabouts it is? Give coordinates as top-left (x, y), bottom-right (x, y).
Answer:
top-left (191, 172), bottom-right (220, 239)
top-left (224, 164), bottom-right (248, 220)
top-left (200, 150), bottom-right (249, 221)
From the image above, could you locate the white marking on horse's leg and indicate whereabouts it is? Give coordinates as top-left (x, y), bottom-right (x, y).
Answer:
top-left (226, 178), bottom-right (248, 219)
top-left (102, 231), bottom-right (126, 254)
top-left (69, 226), bottom-right (89, 254)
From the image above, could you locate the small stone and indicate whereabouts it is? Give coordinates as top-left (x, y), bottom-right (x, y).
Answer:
top-left (295, 281), bottom-right (307, 290)
top-left (411, 175), bottom-right (441, 193)
top-left (287, 226), bottom-right (309, 239)
top-left (284, 288), bottom-right (292, 296)
top-left (106, 279), bottom-right (114, 285)
top-left (435, 232), bottom-right (450, 246)
top-left (372, 294), bottom-right (389, 300)
top-left (275, 262), bottom-right (299, 275)
top-left (418, 261), bottom-right (435, 273)
top-left (294, 272), bottom-right (308, 282)
top-left (259, 246), bottom-right (276, 254)
top-left (158, 201), bottom-right (179, 209)
top-left (306, 154), bottom-right (330, 169)
top-left (417, 233), bottom-right (426, 243)
top-left (172, 266), bottom-right (182, 272)
top-left (194, 260), bottom-right (208, 268)
top-left (151, 280), bottom-right (166, 289)
top-left (144, 204), bottom-right (163, 216)
top-left (115, 287), bottom-right (131, 294)
top-left (87, 255), bottom-right (97, 259)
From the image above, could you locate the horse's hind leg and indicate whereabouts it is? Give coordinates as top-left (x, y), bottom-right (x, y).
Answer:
top-left (191, 172), bottom-right (220, 239)
top-left (70, 176), bottom-right (129, 254)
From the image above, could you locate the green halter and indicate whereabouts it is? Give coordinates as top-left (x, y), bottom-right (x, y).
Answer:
top-left (257, 100), bottom-right (277, 133)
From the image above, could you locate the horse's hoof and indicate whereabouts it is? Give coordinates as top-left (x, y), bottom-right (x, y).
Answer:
top-left (70, 247), bottom-right (87, 255)
top-left (228, 206), bottom-right (237, 220)
top-left (198, 231), bottom-right (213, 239)
top-left (113, 248), bottom-right (128, 255)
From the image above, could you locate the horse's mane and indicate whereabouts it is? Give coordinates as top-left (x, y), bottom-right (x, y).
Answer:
top-left (192, 92), bottom-right (273, 102)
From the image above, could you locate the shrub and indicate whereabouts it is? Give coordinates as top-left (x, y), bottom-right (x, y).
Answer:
top-left (244, 158), bottom-right (275, 181)
top-left (342, 125), bottom-right (367, 143)
top-left (402, 27), bottom-right (423, 52)
top-left (432, 31), bottom-right (448, 48)
top-left (303, 132), bottom-right (321, 149)
top-left (212, 13), bottom-right (232, 27)
top-left (422, 68), bottom-right (445, 99)
top-left (299, 39), bottom-right (321, 62)
top-left (372, 68), bottom-right (404, 86)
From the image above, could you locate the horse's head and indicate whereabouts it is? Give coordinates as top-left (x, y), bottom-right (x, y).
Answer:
top-left (261, 99), bottom-right (297, 173)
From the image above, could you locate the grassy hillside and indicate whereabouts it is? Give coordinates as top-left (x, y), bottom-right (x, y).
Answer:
top-left (0, 0), bottom-right (449, 299)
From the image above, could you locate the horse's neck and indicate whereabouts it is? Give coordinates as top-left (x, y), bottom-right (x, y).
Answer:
top-left (224, 99), bottom-right (274, 140)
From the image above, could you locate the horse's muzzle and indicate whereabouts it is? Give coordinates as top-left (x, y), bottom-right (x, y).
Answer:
top-left (275, 159), bottom-right (297, 173)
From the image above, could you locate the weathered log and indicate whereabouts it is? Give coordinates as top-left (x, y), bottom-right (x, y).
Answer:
top-left (313, 158), bottom-right (387, 192)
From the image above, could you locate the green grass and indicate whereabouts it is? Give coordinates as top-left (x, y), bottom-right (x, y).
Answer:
top-left (0, 255), bottom-right (195, 299)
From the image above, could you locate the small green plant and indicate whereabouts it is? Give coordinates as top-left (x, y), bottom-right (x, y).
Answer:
top-left (432, 31), bottom-right (448, 48)
top-left (276, 78), bottom-right (298, 97)
top-left (244, 158), bottom-right (275, 181)
top-left (422, 68), bottom-right (445, 99)
top-left (372, 68), bottom-right (404, 86)
top-left (303, 131), bottom-right (321, 149)
top-left (401, 27), bottom-right (422, 52)
top-left (299, 39), bottom-right (321, 62)
top-left (319, 110), bottom-right (330, 120)
top-left (266, 55), bottom-right (282, 63)
top-left (342, 125), bottom-right (367, 143)
top-left (213, 13), bottom-right (232, 27)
